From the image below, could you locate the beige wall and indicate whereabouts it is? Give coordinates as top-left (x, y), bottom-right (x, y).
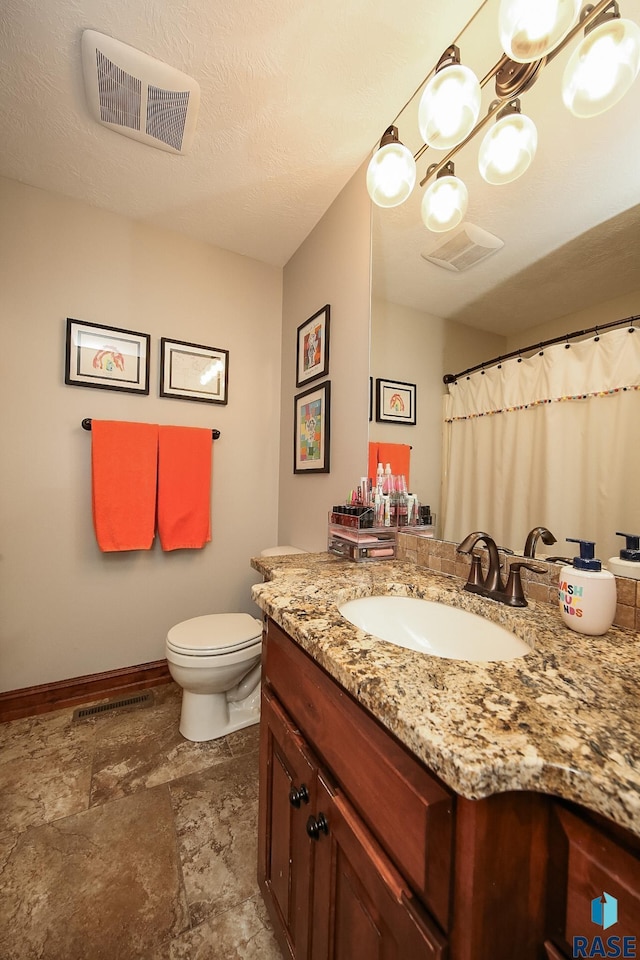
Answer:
top-left (370, 299), bottom-right (505, 523)
top-left (505, 288), bottom-right (640, 352)
top-left (278, 168), bottom-right (371, 551)
top-left (0, 177), bottom-right (283, 692)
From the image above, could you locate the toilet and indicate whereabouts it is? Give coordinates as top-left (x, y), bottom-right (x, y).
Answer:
top-left (166, 545), bottom-right (305, 742)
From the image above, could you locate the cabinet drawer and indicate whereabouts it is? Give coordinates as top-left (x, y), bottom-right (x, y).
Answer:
top-left (550, 804), bottom-right (640, 948)
top-left (264, 618), bottom-right (453, 932)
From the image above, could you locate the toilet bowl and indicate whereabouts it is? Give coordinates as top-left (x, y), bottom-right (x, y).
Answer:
top-left (166, 613), bottom-right (263, 742)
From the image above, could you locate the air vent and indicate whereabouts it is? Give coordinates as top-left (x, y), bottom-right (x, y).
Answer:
top-left (421, 223), bottom-right (504, 272)
top-left (82, 30), bottom-right (200, 154)
top-left (72, 690), bottom-right (154, 722)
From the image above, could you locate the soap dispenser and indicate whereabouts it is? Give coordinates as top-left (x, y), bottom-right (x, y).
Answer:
top-left (558, 539), bottom-right (617, 636)
top-left (607, 532), bottom-right (640, 582)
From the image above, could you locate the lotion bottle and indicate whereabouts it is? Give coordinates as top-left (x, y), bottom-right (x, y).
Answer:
top-left (607, 532), bottom-right (640, 582)
top-left (558, 538), bottom-right (617, 636)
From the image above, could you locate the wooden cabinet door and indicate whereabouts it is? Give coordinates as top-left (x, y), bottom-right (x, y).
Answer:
top-left (309, 772), bottom-right (447, 960)
top-left (258, 687), bottom-right (317, 960)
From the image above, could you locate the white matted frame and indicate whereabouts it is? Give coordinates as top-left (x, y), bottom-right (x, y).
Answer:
top-left (375, 378), bottom-right (417, 425)
top-left (65, 318), bottom-right (150, 394)
top-left (296, 304), bottom-right (330, 387)
top-left (160, 337), bottom-right (229, 404)
top-left (294, 381), bottom-right (331, 474)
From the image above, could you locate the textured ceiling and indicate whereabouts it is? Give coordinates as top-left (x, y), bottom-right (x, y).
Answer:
top-left (0, 0), bottom-right (482, 267)
top-left (3, 0), bottom-right (639, 336)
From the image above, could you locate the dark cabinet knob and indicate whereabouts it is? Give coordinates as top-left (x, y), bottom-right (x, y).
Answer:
top-left (289, 784), bottom-right (310, 808)
top-left (306, 813), bottom-right (329, 840)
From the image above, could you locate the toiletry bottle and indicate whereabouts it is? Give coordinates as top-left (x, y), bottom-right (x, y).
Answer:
top-left (558, 538), bottom-right (617, 636)
top-left (607, 532), bottom-right (640, 582)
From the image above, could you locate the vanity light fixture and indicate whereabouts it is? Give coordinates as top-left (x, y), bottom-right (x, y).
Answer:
top-left (499, 0), bottom-right (582, 62)
top-left (562, 2), bottom-right (640, 116)
top-left (367, 0), bottom-right (640, 232)
top-left (421, 162), bottom-right (469, 232)
top-left (478, 98), bottom-right (538, 184)
top-left (365, 125), bottom-right (417, 208)
top-left (418, 46), bottom-right (482, 150)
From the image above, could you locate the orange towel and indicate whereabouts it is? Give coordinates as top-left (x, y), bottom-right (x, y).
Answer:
top-left (91, 421), bottom-right (159, 552)
top-left (368, 442), bottom-right (411, 489)
top-left (157, 426), bottom-right (212, 551)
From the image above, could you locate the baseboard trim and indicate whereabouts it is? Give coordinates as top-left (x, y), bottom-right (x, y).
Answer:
top-left (0, 660), bottom-right (172, 723)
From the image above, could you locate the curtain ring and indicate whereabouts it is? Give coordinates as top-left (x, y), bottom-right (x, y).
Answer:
top-left (565, 336), bottom-right (571, 349)
top-left (517, 350), bottom-right (522, 363)
top-left (594, 326), bottom-right (599, 342)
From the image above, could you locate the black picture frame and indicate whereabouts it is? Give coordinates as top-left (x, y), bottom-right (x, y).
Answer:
top-left (295, 304), bottom-right (330, 387)
top-left (159, 337), bottom-right (229, 405)
top-left (375, 377), bottom-right (417, 425)
top-left (65, 318), bottom-right (150, 395)
top-left (293, 381), bottom-right (331, 474)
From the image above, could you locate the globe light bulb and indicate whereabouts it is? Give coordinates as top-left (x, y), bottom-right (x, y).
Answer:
top-left (478, 111), bottom-right (538, 184)
top-left (499, 0), bottom-right (581, 62)
top-left (421, 174), bottom-right (468, 232)
top-left (418, 64), bottom-right (481, 150)
top-left (366, 132), bottom-right (416, 208)
top-left (562, 17), bottom-right (640, 117)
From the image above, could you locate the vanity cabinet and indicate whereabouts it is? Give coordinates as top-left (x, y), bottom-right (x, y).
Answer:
top-left (543, 804), bottom-right (640, 958)
top-left (258, 617), bottom-right (640, 960)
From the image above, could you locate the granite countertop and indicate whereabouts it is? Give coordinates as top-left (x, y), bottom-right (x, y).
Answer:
top-left (251, 552), bottom-right (640, 836)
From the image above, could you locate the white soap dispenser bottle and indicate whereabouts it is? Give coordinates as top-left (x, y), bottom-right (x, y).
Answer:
top-left (607, 532), bottom-right (640, 582)
top-left (558, 538), bottom-right (617, 636)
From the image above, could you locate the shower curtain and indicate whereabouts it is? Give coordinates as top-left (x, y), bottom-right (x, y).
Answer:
top-left (441, 326), bottom-right (640, 562)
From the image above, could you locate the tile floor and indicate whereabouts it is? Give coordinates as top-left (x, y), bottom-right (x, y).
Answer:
top-left (0, 683), bottom-right (284, 960)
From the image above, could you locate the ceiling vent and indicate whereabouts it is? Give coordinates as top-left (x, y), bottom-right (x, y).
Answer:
top-left (81, 30), bottom-right (200, 154)
top-left (421, 223), bottom-right (504, 272)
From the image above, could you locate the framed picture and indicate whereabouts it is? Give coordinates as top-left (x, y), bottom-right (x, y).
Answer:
top-left (294, 381), bottom-right (331, 474)
top-left (160, 338), bottom-right (229, 404)
top-left (369, 376), bottom-right (373, 422)
top-left (65, 318), bottom-right (150, 394)
top-left (296, 304), bottom-right (330, 387)
top-left (375, 378), bottom-right (417, 425)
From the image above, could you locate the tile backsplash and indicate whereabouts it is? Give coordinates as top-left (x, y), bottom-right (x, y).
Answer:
top-left (397, 533), bottom-right (640, 632)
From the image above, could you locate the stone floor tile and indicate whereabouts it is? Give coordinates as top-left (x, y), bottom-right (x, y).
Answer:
top-left (0, 707), bottom-right (96, 836)
top-left (0, 785), bottom-right (189, 960)
top-left (225, 721), bottom-right (260, 757)
top-left (169, 750), bottom-right (260, 925)
top-left (90, 684), bottom-right (234, 805)
top-left (145, 895), bottom-right (283, 960)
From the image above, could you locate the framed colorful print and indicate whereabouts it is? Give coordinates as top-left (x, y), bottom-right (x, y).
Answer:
top-left (65, 318), bottom-right (150, 394)
top-left (160, 338), bottom-right (229, 404)
top-left (296, 304), bottom-right (330, 387)
top-left (375, 378), bottom-right (416, 425)
top-left (294, 381), bottom-right (331, 474)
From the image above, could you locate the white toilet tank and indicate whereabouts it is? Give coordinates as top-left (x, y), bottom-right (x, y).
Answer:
top-left (260, 545), bottom-right (305, 556)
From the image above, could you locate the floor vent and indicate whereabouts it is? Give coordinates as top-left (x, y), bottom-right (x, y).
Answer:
top-left (72, 691), bottom-right (154, 722)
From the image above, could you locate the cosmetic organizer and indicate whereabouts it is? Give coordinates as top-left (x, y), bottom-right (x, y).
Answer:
top-left (327, 509), bottom-right (397, 562)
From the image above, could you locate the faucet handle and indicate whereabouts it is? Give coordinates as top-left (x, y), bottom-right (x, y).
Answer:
top-left (504, 561), bottom-right (546, 607)
top-left (466, 553), bottom-right (484, 588)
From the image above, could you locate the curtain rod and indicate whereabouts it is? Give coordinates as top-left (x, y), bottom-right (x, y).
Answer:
top-left (81, 418), bottom-right (220, 439)
top-left (443, 315), bottom-right (639, 385)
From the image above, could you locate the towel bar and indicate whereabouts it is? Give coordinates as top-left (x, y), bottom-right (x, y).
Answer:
top-left (81, 418), bottom-right (220, 440)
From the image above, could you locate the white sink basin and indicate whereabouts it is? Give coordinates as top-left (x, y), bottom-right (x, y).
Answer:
top-left (338, 596), bottom-right (530, 662)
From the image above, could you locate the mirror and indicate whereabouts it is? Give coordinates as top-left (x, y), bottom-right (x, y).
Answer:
top-left (369, 0), bottom-right (640, 556)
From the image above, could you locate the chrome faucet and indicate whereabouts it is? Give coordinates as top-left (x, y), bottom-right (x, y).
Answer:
top-left (457, 531), bottom-right (544, 607)
top-left (523, 526), bottom-right (556, 559)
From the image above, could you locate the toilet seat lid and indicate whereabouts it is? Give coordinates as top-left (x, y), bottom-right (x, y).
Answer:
top-left (167, 613), bottom-right (262, 655)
